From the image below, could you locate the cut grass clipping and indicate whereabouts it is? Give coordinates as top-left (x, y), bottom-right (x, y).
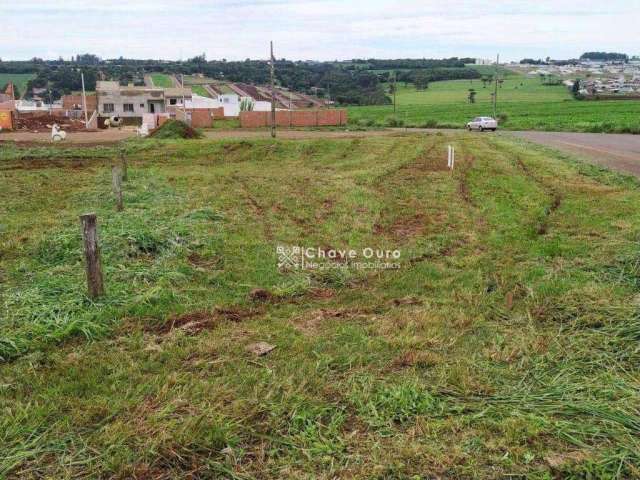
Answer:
top-left (149, 119), bottom-right (203, 139)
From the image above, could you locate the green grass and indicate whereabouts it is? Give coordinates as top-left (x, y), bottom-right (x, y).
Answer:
top-left (183, 75), bottom-right (217, 85)
top-left (191, 85), bottom-right (211, 97)
top-left (211, 118), bottom-right (240, 129)
top-left (466, 64), bottom-right (518, 77)
top-left (0, 73), bottom-right (36, 97)
top-left (150, 73), bottom-right (174, 88)
top-left (1, 135), bottom-right (640, 478)
top-left (349, 76), bottom-right (640, 133)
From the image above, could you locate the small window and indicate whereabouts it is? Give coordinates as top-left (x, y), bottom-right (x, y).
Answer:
top-left (140, 103), bottom-right (144, 108)
top-left (123, 103), bottom-right (134, 112)
top-left (170, 98), bottom-right (177, 105)
top-left (103, 103), bottom-right (114, 113)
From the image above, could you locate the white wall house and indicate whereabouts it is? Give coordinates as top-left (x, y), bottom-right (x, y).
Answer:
top-left (190, 93), bottom-right (271, 116)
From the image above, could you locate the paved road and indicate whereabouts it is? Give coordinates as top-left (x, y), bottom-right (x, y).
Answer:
top-left (510, 131), bottom-right (640, 177)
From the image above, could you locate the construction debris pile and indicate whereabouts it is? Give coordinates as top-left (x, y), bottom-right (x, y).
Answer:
top-left (14, 115), bottom-right (86, 132)
top-left (149, 120), bottom-right (202, 139)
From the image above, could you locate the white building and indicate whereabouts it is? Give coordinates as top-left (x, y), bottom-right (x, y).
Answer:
top-left (187, 93), bottom-right (272, 117)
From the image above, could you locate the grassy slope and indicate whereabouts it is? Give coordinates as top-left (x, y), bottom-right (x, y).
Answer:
top-left (0, 73), bottom-right (36, 96)
top-left (348, 76), bottom-right (640, 133)
top-left (150, 73), bottom-right (175, 88)
top-left (191, 85), bottom-right (212, 97)
top-left (1, 136), bottom-right (640, 478)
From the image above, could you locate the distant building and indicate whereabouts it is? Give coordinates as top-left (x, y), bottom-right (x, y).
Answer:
top-left (95, 81), bottom-right (192, 118)
top-left (475, 58), bottom-right (494, 65)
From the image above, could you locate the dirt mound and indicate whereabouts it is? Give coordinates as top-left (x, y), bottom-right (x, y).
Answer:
top-left (149, 120), bottom-right (203, 139)
top-left (15, 114), bottom-right (86, 132)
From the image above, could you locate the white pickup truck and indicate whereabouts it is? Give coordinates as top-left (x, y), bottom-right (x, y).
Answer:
top-left (466, 117), bottom-right (498, 131)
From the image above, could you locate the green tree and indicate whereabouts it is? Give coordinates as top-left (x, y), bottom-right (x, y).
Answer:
top-left (1, 83), bottom-right (20, 99)
top-left (414, 71), bottom-right (429, 90)
top-left (571, 79), bottom-right (583, 99)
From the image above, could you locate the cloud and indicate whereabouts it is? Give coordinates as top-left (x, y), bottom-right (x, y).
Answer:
top-left (2, 0), bottom-right (638, 60)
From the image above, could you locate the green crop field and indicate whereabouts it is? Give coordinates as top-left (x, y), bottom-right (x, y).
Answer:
top-left (1, 135), bottom-right (640, 478)
top-left (0, 73), bottom-right (36, 97)
top-left (150, 73), bottom-right (174, 88)
top-left (349, 76), bottom-right (640, 133)
top-left (466, 64), bottom-right (518, 77)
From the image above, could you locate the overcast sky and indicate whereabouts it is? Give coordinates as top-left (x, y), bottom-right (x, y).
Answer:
top-left (2, 1), bottom-right (638, 61)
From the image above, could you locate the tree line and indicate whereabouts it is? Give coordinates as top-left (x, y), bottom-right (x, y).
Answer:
top-left (0, 54), bottom-right (480, 105)
top-left (520, 52), bottom-right (629, 65)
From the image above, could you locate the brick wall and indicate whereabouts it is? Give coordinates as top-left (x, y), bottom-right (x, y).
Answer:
top-left (189, 107), bottom-right (224, 128)
top-left (239, 109), bottom-right (347, 128)
top-left (62, 94), bottom-right (97, 111)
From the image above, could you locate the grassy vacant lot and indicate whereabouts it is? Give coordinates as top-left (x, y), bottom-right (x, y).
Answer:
top-left (192, 85), bottom-right (212, 97)
top-left (348, 76), bottom-right (640, 133)
top-left (1, 135), bottom-right (640, 478)
top-left (150, 73), bottom-right (175, 88)
top-left (0, 73), bottom-right (36, 96)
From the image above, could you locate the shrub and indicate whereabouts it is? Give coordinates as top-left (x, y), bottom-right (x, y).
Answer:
top-left (356, 118), bottom-right (376, 127)
top-left (384, 116), bottom-right (405, 127)
top-left (419, 119), bottom-right (439, 128)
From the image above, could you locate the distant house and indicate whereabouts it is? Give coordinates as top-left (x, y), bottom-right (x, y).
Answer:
top-left (95, 81), bottom-right (192, 118)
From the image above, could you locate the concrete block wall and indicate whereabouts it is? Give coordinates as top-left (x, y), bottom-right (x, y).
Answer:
top-left (239, 109), bottom-right (347, 128)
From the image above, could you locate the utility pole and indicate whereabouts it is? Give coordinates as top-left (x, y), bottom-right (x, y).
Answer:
top-left (270, 41), bottom-right (276, 138)
top-left (81, 71), bottom-right (89, 128)
top-left (393, 71), bottom-right (397, 114)
top-left (493, 53), bottom-right (499, 118)
top-left (181, 73), bottom-right (187, 123)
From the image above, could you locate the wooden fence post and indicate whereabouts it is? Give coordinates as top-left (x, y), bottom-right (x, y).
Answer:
top-left (112, 165), bottom-right (123, 211)
top-left (120, 150), bottom-right (128, 181)
top-left (79, 213), bottom-right (105, 298)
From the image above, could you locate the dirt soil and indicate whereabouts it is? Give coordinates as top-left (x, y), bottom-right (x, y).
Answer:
top-left (0, 128), bottom-right (135, 144)
top-left (14, 114), bottom-right (87, 132)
